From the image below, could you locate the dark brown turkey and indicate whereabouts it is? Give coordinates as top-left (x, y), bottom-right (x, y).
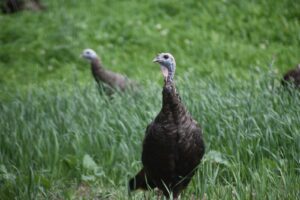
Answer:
top-left (281, 64), bottom-right (300, 88)
top-left (81, 49), bottom-right (136, 93)
top-left (1, 0), bottom-right (45, 13)
top-left (129, 53), bottom-right (205, 199)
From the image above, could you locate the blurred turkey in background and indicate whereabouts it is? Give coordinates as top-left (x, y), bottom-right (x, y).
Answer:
top-left (1, 0), bottom-right (45, 13)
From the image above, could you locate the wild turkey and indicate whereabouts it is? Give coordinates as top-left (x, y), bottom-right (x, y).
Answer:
top-left (281, 64), bottom-right (300, 88)
top-left (81, 48), bottom-right (136, 93)
top-left (129, 53), bottom-right (205, 199)
top-left (1, 0), bottom-right (45, 13)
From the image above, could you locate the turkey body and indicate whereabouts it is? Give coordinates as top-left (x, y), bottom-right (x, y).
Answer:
top-left (1, 0), bottom-right (44, 13)
top-left (130, 83), bottom-right (205, 198)
top-left (91, 59), bottom-right (129, 92)
top-left (282, 64), bottom-right (300, 88)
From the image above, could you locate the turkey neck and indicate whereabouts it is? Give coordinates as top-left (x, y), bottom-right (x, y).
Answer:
top-left (162, 81), bottom-right (188, 123)
top-left (167, 62), bottom-right (175, 83)
top-left (91, 59), bottom-right (110, 82)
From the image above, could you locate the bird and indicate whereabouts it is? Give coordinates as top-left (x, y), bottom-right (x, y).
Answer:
top-left (81, 48), bottom-right (136, 93)
top-left (129, 53), bottom-right (205, 199)
top-left (1, 0), bottom-right (45, 13)
top-left (281, 64), bottom-right (300, 88)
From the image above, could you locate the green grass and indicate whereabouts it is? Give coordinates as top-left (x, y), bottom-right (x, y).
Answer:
top-left (0, 0), bottom-right (300, 199)
top-left (0, 0), bottom-right (299, 90)
top-left (1, 75), bottom-right (300, 199)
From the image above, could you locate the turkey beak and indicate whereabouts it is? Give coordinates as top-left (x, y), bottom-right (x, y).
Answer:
top-left (153, 56), bottom-right (161, 63)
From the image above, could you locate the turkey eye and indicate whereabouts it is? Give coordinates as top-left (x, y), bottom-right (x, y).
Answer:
top-left (163, 55), bottom-right (169, 59)
top-left (87, 52), bottom-right (90, 54)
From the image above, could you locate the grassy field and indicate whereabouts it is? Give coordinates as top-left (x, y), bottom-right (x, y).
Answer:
top-left (0, 0), bottom-right (300, 199)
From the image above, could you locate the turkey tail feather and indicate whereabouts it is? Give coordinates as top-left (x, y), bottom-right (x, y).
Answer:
top-left (129, 168), bottom-right (154, 191)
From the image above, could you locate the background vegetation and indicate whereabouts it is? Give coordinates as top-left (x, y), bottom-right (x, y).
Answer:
top-left (0, 0), bottom-right (299, 199)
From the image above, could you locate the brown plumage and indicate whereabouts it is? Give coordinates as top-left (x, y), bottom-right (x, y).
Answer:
top-left (1, 0), bottom-right (45, 13)
top-left (281, 64), bottom-right (300, 88)
top-left (81, 49), bottom-right (136, 93)
top-left (129, 53), bottom-right (205, 199)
